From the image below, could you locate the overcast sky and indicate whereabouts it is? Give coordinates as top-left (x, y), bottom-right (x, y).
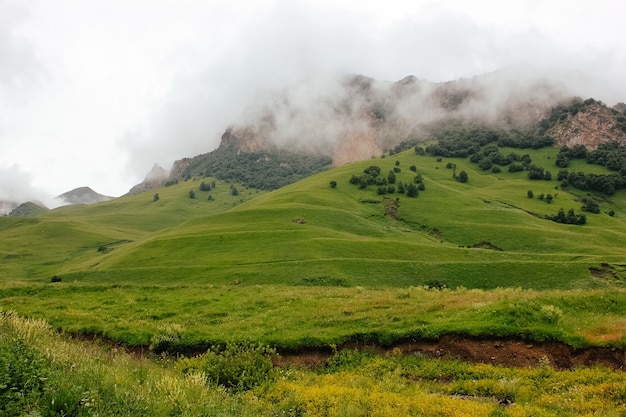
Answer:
top-left (1, 0), bottom-right (625, 203)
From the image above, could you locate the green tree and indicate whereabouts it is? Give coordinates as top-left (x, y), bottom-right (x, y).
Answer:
top-left (457, 170), bottom-right (468, 183)
top-left (387, 170), bottom-right (396, 184)
top-left (199, 181), bottom-right (211, 191)
top-left (329, 180), bottom-right (337, 188)
top-left (153, 193), bottom-right (159, 202)
top-left (527, 190), bottom-right (534, 198)
top-left (188, 190), bottom-right (195, 199)
top-left (406, 183), bottom-right (419, 197)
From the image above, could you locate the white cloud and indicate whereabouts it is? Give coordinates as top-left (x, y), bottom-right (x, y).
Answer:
top-left (0, 0), bottom-right (624, 200)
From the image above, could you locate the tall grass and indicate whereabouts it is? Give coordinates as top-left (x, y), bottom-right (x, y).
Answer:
top-left (2, 310), bottom-right (625, 416)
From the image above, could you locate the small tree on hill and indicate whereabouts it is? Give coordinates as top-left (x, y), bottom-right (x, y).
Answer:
top-left (153, 193), bottom-right (160, 202)
top-left (406, 183), bottom-right (419, 197)
top-left (457, 170), bottom-right (468, 183)
top-left (188, 190), bottom-right (196, 199)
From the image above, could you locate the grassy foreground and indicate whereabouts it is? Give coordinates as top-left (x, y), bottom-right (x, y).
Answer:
top-left (2, 283), bottom-right (626, 350)
top-left (2, 310), bottom-right (626, 417)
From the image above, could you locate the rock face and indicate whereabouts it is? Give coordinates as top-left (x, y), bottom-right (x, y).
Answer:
top-left (56, 187), bottom-right (114, 205)
top-left (216, 71), bottom-right (571, 167)
top-left (128, 164), bottom-right (170, 195)
top-left (549, 100), bottom-right (626, 149)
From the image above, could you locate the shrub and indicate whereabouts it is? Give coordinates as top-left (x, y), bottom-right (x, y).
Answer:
top-left (50, 275), bottom-right (62, 283)
top-left (329, 180), bottom-right (337, 188)
top-left (176, 342), bottom-right (276, 392)
top-left (0, 338), bottom-right (50, 414)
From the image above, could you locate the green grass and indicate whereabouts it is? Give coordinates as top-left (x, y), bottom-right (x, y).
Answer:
top-left (2, 148), bottom-right (626, 349)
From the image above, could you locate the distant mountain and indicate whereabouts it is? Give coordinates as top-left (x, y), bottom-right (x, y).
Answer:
top-left (8, 201), bottom-right (49, 217)
top-left (56, 187), bottom-right (114, 205)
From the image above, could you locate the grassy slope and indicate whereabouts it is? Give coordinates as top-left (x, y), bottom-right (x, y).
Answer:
top-left (64, 146), bottom-right (626, 289)
top-left (2, 147), bottom-right (626, 348)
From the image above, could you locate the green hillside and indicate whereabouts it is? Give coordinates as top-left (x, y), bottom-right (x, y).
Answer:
top-left (2, 145), bottom-right (626, 349)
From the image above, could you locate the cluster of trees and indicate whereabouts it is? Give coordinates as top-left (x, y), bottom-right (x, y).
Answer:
top-left (349, 165), bottom-right (424, 197)
top-left (527, 166), bottom-right (552, 180)
top-left (556, 142), bottom-right (626, 172)
top-left (424, 123), bottom-right (555, 159)
top-left (178, 147), bottom-right (332, 190)
top-left (528, 190), bottom-right (556, 203)
top-left (545, 208), bottom-right (586, 225)
top-left (559, 170), bottom-right (624, 195)
top-left (467, 144), bottom-right (534, 172)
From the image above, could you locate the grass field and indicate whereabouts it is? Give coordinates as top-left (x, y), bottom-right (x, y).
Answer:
top-left (3, 145), bottom-right (626, 415)
top-left (2, 146), bottom-right (626, 350)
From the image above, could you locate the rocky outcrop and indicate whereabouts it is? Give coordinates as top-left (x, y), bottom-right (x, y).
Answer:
top-left (549, 101), bottom-right (626, 149)
top-left (128, 164), bottom-right (170, 195)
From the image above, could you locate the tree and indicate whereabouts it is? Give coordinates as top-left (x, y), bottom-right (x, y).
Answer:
top-left (188, 190), bottom-right (196, 199)
top-left (406, 183), bottom-right (419, 197)
top-left (199, 181), bottom-right (211, 191)
top-left (546, 194), bottom-right (554, 204)
top-left (527, 190), bottom-right (534, 198)
top-left (395, 160), bottom-right (400, 166)
top-left (230, 186), bottom-right (239, 196)
top-left (153, 193), bottom-right (160, 202)
top-left (329, 180), bottom-right (337, 188)
top-left (457, 171), bottom-right (468, 183)
top-left (409, 165), bottom-right (417, 172)
top-left (387, 170), bottom-right (396, 184)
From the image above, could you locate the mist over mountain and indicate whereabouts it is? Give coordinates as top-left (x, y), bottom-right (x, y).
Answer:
top-left (55, 187), bottom-right (114, 206)
top-left (132, 69), bottom-right (625, 193)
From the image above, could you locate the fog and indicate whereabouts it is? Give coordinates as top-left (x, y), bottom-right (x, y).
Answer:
top-left (0, 0), bottom-right (624, 204)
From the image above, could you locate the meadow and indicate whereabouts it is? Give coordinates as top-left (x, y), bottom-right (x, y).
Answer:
top-left (2, 145), bottom-right (626, 415)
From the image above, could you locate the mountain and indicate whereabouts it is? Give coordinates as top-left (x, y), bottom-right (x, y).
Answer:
top-left (56, 186), bottom-right (114, 205)
top-left (128, 164), bottom-right (169, 195)
top-left (8, 201), bottom-right (49, 217)
top-left (131, 70), bottom-right (626, 194)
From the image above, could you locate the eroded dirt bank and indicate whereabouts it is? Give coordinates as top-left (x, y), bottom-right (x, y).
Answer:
top-left (274, 335), bottom-right (626, 370)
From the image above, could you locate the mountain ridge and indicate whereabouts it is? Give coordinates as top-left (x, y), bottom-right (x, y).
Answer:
top-left (130, 71), bottom-right (625, 194)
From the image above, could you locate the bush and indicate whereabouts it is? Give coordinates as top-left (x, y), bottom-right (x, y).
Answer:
top-left (176, 342), bottom-right (276, 392)
top-left (329, 180), bottom-right (337, 188)
top-left (0, 338), bottom-right (50, 414)
top-left (50, 275), bottom-right (62, 283)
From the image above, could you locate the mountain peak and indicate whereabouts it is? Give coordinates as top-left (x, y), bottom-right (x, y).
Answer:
top-left (56, 186), bottom-right (114, 205)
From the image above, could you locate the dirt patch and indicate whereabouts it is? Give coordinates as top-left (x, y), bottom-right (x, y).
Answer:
top-left (471, 241), bottom-right (503, 251)
top-left (590, 263), bottom-right (619, 280)
top-left (276, 335), bottom-right (626, 370)
top-left (383, 198), bottom-right (400, 220)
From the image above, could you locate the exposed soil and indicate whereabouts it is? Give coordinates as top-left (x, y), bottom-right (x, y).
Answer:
top-left (383, 198), bottom-right (400, 220)
top-left (73, 332), bottom-right (626, 371)
top-left (275, 335), bottom-right (626, 370)
top-left (471, 241), bottom-right (503, 251)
